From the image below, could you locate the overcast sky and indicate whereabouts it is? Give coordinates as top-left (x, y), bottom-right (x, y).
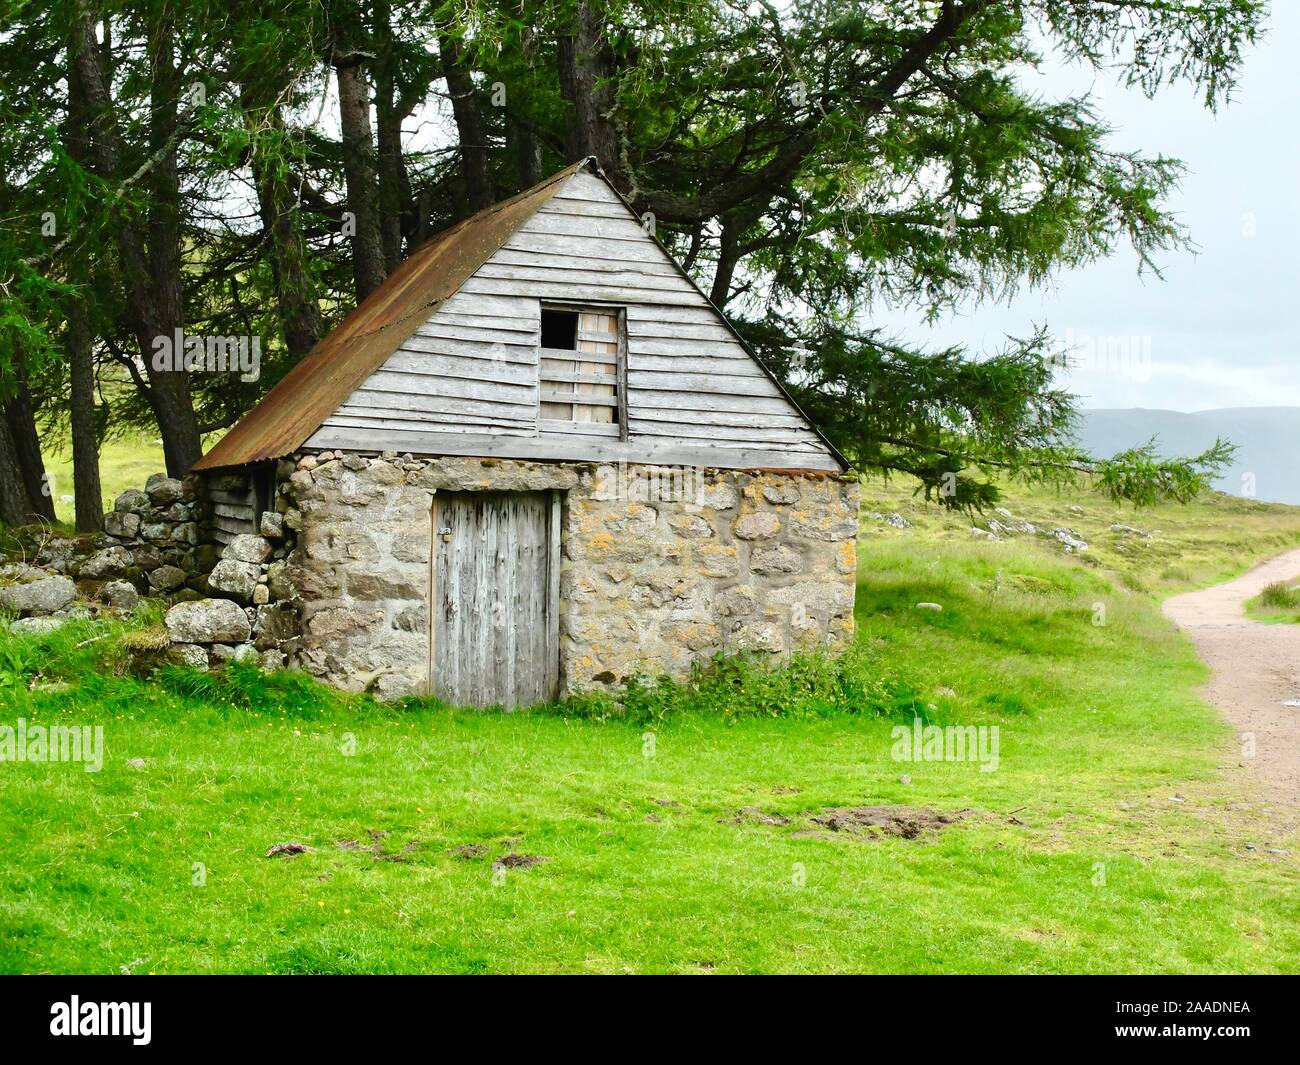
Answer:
top-left (876, 4), bottom-right (1298, 413)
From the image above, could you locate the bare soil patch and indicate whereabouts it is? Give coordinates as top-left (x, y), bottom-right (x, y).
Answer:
top-left (336, 830), bottom-right (421, 861)
top-left (493, 853), bottom-right (547, 871)
top-left (807, 805), bottom-right (967, 839)
top-left (265, 842), bottom-right (314, 858)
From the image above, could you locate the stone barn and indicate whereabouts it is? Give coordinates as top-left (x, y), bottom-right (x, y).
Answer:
top-left (192, 158), bottom-right (859, 705)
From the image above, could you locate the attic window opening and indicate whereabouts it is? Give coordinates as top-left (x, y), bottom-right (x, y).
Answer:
top-left (539, 306), bottom-right (625, 437)
top-left (540, 309), bottom-right (578, 349)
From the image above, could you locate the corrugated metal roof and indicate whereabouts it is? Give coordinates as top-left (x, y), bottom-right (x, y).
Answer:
top-left (193, 159), bottom-right (591, 471)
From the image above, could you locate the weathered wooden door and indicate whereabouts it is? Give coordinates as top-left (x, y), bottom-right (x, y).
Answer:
top-left (430, 491), bottom-right (560, 708)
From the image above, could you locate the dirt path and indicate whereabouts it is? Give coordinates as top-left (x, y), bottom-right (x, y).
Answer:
top-left (1164, 549), bottom-right (1300, 805)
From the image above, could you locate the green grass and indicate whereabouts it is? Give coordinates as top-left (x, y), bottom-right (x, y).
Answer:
top-left (860, 475), bottom-right (1300, 595)
top-left (2, 475), bottom-right (1299, 973)
top-left (1245, 580), bottom-right (1300, 624)
top-left (42, 427), bottom-right (222, 525)
top-left (42, 430), bottom-right (167, 526)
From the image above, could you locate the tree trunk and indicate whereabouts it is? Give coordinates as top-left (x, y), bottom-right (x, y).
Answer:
top-left (2, 356), bottom-right (55, 523)
top-left (65, 34), bottom-right (103, 531)
top-left (710, 215), bottom-right (742, 307)
top-left (376, 104), bottom-right (407, 267)
top-left (439, 33), bottom-right (493, 215)
top-left (70, 7), bottom-right (202, 477)
top-left (556, 3), bottom-right (624, 187)
top-left (374, 0), bottom-right (413, 267)
top-left (510, 27), bottom-right (544, 191)
top-left (145, 13), bottom-right (203, 476)
top-left (241, 91), bottom-right (325, 358)
top-left (67, 298), bottom-right (103, 531)
top-left (0, 418), bottom-right (34, 527)
top-left (509, 115), bottom-right (543, 191)
top-left (335, 51), bottom-right (387, 300)
top-left (414, 186), bottom-right (432, 245)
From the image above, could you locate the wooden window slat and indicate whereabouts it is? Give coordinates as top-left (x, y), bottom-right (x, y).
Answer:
top-left (539, 346), bottom-right (618, 365)
top-left (539, 389), bottom-right (620, 408)
top-left (540, 370), bottom-right (619, 387)
top-left (539, 308), bottom-right (624, 431)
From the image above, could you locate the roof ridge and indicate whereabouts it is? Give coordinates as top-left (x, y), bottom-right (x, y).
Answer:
top-left (421, 156), bottom-right (593, 245)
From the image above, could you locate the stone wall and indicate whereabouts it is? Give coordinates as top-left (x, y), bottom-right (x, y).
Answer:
top-left (3, 450), bottom-right (859, 692)
top-left (265, 451), bottom-right (859, 701)
top-left (164, 460), bottom-right (300, 671)
top-left (84, 473), bottom-right (215, 592)
top-left (564, 464), bottom-right (859, 688)
top-left (2, 473), bottom-right (224, 637)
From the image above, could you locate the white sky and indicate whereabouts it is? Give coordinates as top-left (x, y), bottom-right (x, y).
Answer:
top-left (874, 3), bottom-right (1299, 412)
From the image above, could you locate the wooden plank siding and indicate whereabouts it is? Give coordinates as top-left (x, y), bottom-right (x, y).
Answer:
top-left (310, 168), bottom-right (840, 472)
top-left (204, 477), bottom-right (258, 546)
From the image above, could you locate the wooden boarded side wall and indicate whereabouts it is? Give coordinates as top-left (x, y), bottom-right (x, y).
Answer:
top-left (205, 471), bottom-right (258, 546)
top-left (317, 289), bottom-right (541, 442)
top-left (528, 173), bottom-right (831, 463)
top-left (309, 169), bottom-right (839, 472)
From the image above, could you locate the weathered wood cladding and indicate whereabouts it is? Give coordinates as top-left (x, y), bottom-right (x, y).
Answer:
top-left (312, 169), bottom-right (840, 472)
top-left (204, 472), bottom-right (258, 546)
top-left (194, 161), bottom-right (588, 471)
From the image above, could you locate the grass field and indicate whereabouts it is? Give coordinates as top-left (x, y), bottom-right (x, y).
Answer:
top-left (1245, 580), bottom-right (1300, 625)
top-left (3, 448), bottom-right (1300, 973)
top-left (41, 431), bottom-right (169, 527)
top-left (859, 475), bottom-right (1300, 596)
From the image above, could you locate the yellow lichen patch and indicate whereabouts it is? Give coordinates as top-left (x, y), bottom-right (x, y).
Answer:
top-left (796, 478), bottom-right (838, 505)
top-left (837, 540), bottom-right (857, 573)
top-left (661, 620), bottom-right (719, 650)
top-left (572, 509), bottom-right (605, 536)
top-left (696, 543), bottom-right (740, 578)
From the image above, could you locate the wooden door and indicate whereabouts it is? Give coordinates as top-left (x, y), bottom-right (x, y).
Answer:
top-left (430, 490), bottom-right (560, 708)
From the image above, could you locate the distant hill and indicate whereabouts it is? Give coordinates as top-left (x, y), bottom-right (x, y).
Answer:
top-left (1075, 407), bottom-right (1299, 504)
